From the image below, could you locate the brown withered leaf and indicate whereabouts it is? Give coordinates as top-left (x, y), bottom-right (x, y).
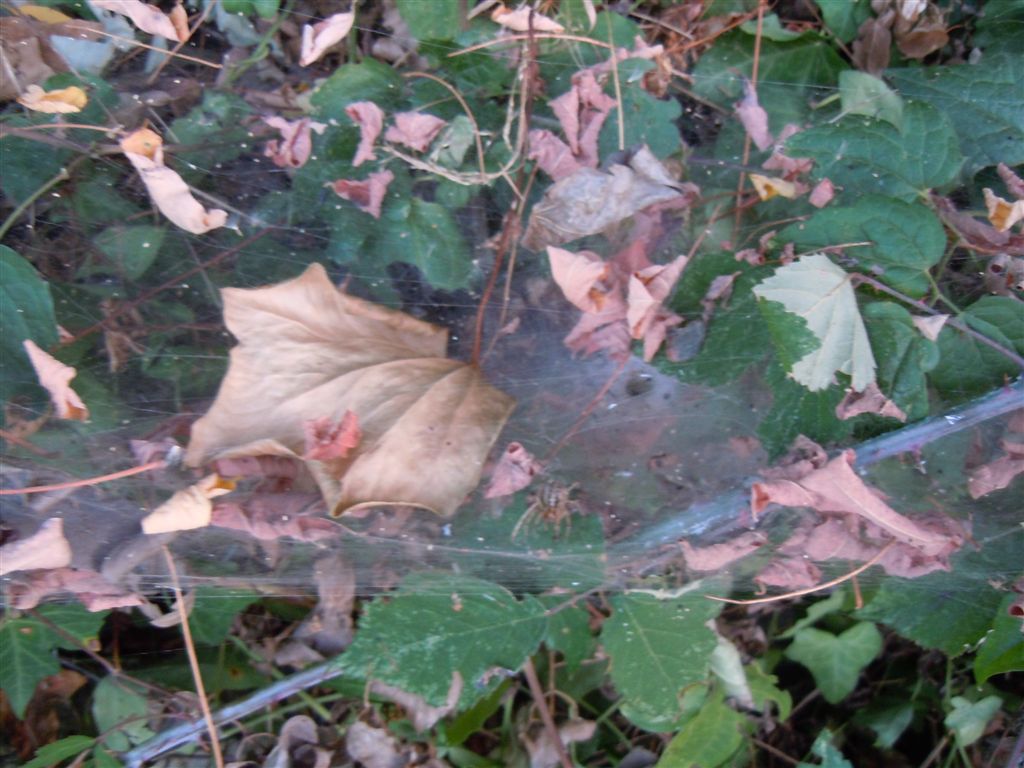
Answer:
top-left (185, 264), bottom-right (514, 517)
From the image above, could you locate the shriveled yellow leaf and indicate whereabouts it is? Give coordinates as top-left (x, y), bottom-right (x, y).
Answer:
top-left (983, 188), bottom-right (1024, 232)
top-left (17, 84), bottom-right (87, 113)
top-left (23, 339), bottom-right (89, 420)
top-left (185, 264), bottom-right (515, 517)
top-left (91, 0), bottom-right (185, 41)
top-left (750, 173), bottom-right (798, 200)
top-left (491, 5), bottom-right (564, 33)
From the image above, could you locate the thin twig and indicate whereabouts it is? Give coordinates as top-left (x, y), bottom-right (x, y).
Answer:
top-left (0, 460), bottom-right (166, 496)
top-left (544, 356), bottom-right (629, 462)
top-left (523, 657), bottom-right (574, 768)
top-left (449, 32), bottom-right (613, 57)
top-left (162, 547), bottom-right (225, 768)
top-left (82, 27), bottom-right (220, 68)
top-left (146, 0), bottom-right (217, 85)
top-left (705, 542), bottom-right (894, 605)
top-left (732, 0), bottom-right (766, 240)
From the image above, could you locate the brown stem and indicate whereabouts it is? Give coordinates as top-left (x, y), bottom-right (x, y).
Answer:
top-left (523, 657), bottom-right (573, 768)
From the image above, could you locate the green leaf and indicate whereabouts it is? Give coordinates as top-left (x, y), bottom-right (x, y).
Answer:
top-left (541, 601), bottom-right (596, 673)
top-left (0, 118), bottom-right (70, 206)
top-left (858, 525), bottom-right (1023, 655)
top-left (396, 0), bottom-right (461, 41)
top-left (21, 735), bottom-right (96, 768)
top-left (70, 165), bottom-right (142, 227)
top-left (93, 746), bottom-right (122, 768)
top-left (598, 81), bottom-right (683, 160)
top-left (974, 594), bottom-right (1024, 684)
top-left (372, 198), bottom-right (474, 291)
top-left (87, 225), bottom-right (166, 281)
top-left (759, 360), bottom-right (850, 458)
top-left (779, 590), bottom-right (847, 640)
top-left (753, 254), bottom-right (875, 392)
top-left (92, 677), bottom-right (155, 751)
top-left (603, 590), bottom-right (721, 731)
top-left (816, 0), bottom-right (871, 42)
top-left (852, 700), bottom-right (914, 749)
top-left (974, 1), bottom-right (1024, 55)
top-left (187, 587), bottom-right (259, 646)
top-left (35, 604), bottom-right (107, 649)
top-left (745, 661), bottom-right (792, 720)
top-left (0, 616), bottom-right (59, 718)
top-left (782, 196), bottom-right (946, 297)
top-left (838, 71), bottom-right (904, 128)
top-left (339, 573), bottom-right (547, 709)
top-left (741, 13), bottom-right (807, 41)
top-left (798, 729), bottom-right (853, 768)
top-left (655, 692), bottom-right (746, 768)
top-left (311, 59), bottom-right (405, 121)
top-left (945, 695), bottom-right (1003, 747)
top-left (785, 622), bottom-right (882, 704)
top-left (0, 246), bottom-right (58, 405)
top-left (862, 302), bottom-right (940, 420)
top-left (692, 30), bottom-right (847, 127)
top-left (784, 101), bottom-right (962, 202)
top-left (169, 92), bottom-right (252, 177)
top-left (251, 0), bottom-right (279, 18)
top-left (929, 296), bottom-right (1024, 398)
top-left (886, 53), bottom-right (1024, 173)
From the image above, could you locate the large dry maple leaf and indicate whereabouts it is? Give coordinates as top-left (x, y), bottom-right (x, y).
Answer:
top-left (184, 264), bottom-right (515, 517)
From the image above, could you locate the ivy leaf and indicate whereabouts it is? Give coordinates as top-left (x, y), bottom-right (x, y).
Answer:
top-left (753, 254), bottom-right (875, 392)
top-left (838, 71), bottom-right (904, 128)
top-left (0, 246), bottom-right (58, 406)
top-left (974, 594), bottom-right (1024, 684)
top-left (784, 622), bottom-right (882, 704)
top-left (797, 730), bottom-right (854, 768)
top-left (0, 616), bottom-right (60, 718)
top-left (339, 573), bottom-right (547, 709)
top-left (886, 53), bottom-right (1024, 173)
top-left (692, 29), bottom-right (846, 127)
top-left (598, 78), bottom-right (682, 160)
top-left (603, 590), bottom-right (721, 731)
top-left (311, 60), bottom-right (405, 122)
top-left (817, 0), bottom-right (871, 43)
top-left (945, 696), bottom-right (1004, 747)
top-left (862, 302), bottom-right (940, 421)
top-left (373, 198), bottom-right (475, 291)
top-left (784, 101), bottom-right (962, 202)
top-left (656, 691), bottom-right (747, 767)
top-left (929, 296), bottom-right (1024, 398)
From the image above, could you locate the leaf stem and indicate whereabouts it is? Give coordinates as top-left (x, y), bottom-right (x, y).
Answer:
top-left (0, 166), bottom-right (69, 241)
top-left (853, 273), bottom-right (1024, 371)
top-left (523, 657), bottom-right (574, 768)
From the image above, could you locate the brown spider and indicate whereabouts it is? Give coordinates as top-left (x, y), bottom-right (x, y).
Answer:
top-left (511, 481), bottom-right (580, 541)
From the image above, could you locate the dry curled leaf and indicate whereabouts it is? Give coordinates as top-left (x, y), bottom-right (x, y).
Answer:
top-left (346, 101), bottom-right (384, 167)
top-left (680, 531), bottom-right (766, 572)
top-left (968, 438), bottom-right (1024, 499)
top-left (184, 264), bottom-right (515, 517)
top-left (263, 116), bottom-right (327, 169)
top-left (16, 84), bottom-right (86, 113)
top-left (140, 473), bottom-right (235, 534)
top-left (735, 78), bottom-right (772, 151)
top-left (750, 173), bottom-right (800, 201)
top-left (328, 169), bottom-right (394, 219)
top-left (300, 11), bottom-right (355, 66)
top-left (984, 188), bottom-right (1024, 232)
top-left (23, 339), bottom-right (89, 420)
top-left (6, 566), bottom-right (142, 611)
top-left (304, 410), bottom-right (361, 461)
top-left (490, 5), bottom-right (564, 33)
top-left (911, 313), bottom-right (948, 341)
top-left (91, 0), bottom-right (185, 42)
top-left (119, 128), bottom-right (228, 234)
top-left (211, 493), bottom-right (341, 541)
top-left (835, 382), bottom-right (907, 422)
top-left (385, 111), bottom-right (447, 152)
top-left (0, 517), bottom-right (71, 576)
top-left (484, 441), bottom-right (542, 498)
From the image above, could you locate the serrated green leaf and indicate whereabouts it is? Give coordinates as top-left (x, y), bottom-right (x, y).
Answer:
top-left (838, 71), bottom-right (904, 128)
top-left (759, 360), bottom-right (850, 457)
top-left (0, 617), bottom-right (59, 718)
top-left (93, 746), bottom-right (122, 768)
top-left (35, 604), bottom-right (107, 649)
top-left (692, 30), bottom-right (847, 127)
top-left (372, 198), bottom-right (474, 291)
top-left (945, 695), bottom-right (1003, 747)
top-left (87, 225), bottom-right (166, 281)
top-left (655, 692), bottom-right (746, 768)
top-left (744, 661), bottom-right (792, 720)
top-left (862, 302), bottom-right (939, 420)
top-left (753, 254), bottom-right (875, 391)
top-left (92, 677), bottom-right (155, 751)
top-left (339, 573), bottom-right (546, 709)
top-left (929, 296), bottom-right (1024, 398)
top-left (187, 587), bottom-right (259, 646)
top-left (21, 735), bottom-right (96, 768)
top-left (783, 196), bottom-right (946, 297)
top-left (603, 591), bottom-right (721, 731)
top-left (974, 1), bottom-right (1024, 55)
top-left (785, 101), bottom-right (962, 201)
top-left (886, 53), bottom-right (1024, 173)
top-left (784, 622), bottom-right (882, 704)
top-left (598, 81), bottom-right (683, 160)
top-left (974, 594), bottom-right (1024, 684)
top-left (311, 59), bottom-right (405, 121)
top-left (816, 0), bottom-right (871, 43)
top-left (858, 526), bottom-right (1022, 655)
top-left (0, 246), bottom-right (58, 405)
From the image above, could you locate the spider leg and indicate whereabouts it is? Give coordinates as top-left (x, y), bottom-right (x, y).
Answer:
top-left (511, 504), bottom-right (537, 541)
